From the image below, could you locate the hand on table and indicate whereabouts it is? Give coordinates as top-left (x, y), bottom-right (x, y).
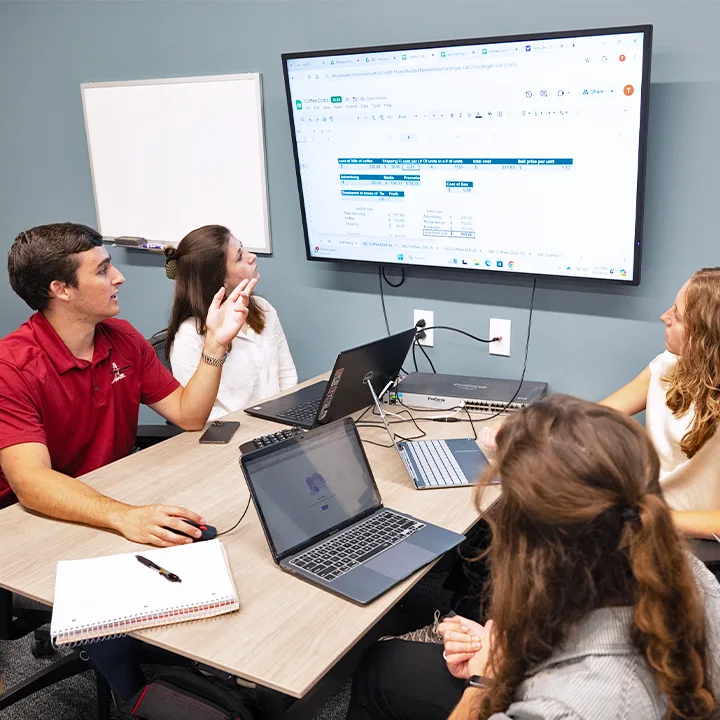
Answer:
top-left (115, 504), bottom-right (204, 547)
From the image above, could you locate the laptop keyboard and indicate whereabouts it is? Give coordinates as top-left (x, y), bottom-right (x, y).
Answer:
top-left (404, 440), bottom-right (468, 487)
top-left (276, 397), bottom-right (322, 425)
top-left (289, 510), bottom-right (424, 583)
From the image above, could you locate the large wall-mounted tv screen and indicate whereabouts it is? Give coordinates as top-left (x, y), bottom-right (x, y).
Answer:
top-left (282, 25), bottom-right (652, 285)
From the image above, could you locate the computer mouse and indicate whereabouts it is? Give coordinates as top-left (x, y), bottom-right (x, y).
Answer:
top-left (164, 520), bottom-right (217, 542)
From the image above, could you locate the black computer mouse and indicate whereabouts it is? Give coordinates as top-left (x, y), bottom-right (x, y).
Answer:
top-left (164, 520), bottom-right (217, 542)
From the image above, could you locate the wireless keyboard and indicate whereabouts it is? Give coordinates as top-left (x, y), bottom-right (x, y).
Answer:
top-left (239, 427), bottom-right (303, 455)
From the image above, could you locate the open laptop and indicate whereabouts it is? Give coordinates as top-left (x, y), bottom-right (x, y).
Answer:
top-left (240, 417), bottom-right (465, 605)
top-left (366, 380), bottom-right (490, 489)
top-left (244, 328), bottom-right (416, 429)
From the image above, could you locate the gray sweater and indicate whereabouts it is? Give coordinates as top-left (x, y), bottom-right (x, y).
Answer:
top-left (489, 555), bottom-right (720, 720)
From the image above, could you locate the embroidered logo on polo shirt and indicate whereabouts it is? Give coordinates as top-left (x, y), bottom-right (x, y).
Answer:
top-left (111, 362), bottom-right (127, 384)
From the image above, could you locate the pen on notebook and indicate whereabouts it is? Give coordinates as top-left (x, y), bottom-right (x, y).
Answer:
top-left (135, 555), bottom-right (182, 583)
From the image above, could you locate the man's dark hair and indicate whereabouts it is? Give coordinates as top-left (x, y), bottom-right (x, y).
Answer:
top-left (8, 223), bottom-right (104, 311)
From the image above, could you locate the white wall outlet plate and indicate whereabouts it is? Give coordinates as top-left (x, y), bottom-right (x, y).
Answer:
top-left (489, 318), bottom-right (511, 356)
top-left (413, 309), bottom-right (434, 346)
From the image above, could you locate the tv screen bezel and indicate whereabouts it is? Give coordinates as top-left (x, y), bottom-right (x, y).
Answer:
top-left (281, 24), bottom-right (653, 287)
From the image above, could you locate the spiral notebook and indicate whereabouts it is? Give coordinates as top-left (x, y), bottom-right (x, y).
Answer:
top-left (51, 539), bottom-right (239, 646)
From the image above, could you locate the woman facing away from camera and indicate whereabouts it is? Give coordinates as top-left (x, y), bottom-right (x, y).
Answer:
top-left (348, 395), bottom-right (720, 720)
top-left (165, 225), bottom-right (297, 421)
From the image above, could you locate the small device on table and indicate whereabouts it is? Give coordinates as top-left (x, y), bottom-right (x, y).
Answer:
top-left (199, 421), bottom-right (240, 444)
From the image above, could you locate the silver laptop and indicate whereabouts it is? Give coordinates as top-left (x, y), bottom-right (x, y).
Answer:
top-left (240, 418), bottom-right (465, 605)
top-left (367, 381), bottom-right (490, 490)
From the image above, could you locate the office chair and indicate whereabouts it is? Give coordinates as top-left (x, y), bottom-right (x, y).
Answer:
top-left (0, 589), bottom-right (112, 717)
top-left (135, 329), bottom-right (184, 449)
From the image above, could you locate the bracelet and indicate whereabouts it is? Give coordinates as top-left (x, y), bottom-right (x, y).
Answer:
top-left (201, 351), bottom-right (227, 367)
top-left (465, 675), bottom-right (491, 690)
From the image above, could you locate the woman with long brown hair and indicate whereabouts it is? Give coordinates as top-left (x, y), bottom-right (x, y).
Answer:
top-left (347, 395), bottom-right (720, 720)
top-left (165, 225), bottom-right (297, 420)
top-left (480, 268), bottom-right (720, 538)
top-left (601, 267), bottom-right (720, 537)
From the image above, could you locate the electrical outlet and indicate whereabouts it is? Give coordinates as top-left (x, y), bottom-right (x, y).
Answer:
top-left (413, 309), bottom-right (434, 346)
top-left (489, 318), bottom-right (511, 356)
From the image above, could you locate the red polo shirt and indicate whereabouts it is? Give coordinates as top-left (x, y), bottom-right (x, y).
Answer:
top-left (0, 313), bottom-right (180, 508)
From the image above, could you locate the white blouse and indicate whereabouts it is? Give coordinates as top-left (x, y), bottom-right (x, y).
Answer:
top-left (646, 350), bottom-right (720, 510)
top-left (170, 296), bottom-right (298, 422)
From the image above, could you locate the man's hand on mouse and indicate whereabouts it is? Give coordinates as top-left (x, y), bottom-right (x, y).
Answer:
top-left (111, 504), bottom-right (204, 547)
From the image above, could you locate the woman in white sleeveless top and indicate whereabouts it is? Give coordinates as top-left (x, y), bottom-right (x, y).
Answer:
top-left (480, 267), bottom-right (720, 537)
top-left (600, 267), bottom-right (720, 537)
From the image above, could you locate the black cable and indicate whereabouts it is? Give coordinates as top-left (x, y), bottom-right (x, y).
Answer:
top-left (412, 335), bottom-right (437, 373)
top-left (463, 278), bottom-right (538, 425)
top-left (356, 404), bottom-right (374, 424)
top-left (417, 338), bottom-right (437, 373)
top-left (397, 278), bottom-right (537, 428)
top-left (359, 438), bottom-right (397, 449)
top-left (378, 265), bottom-right (407, 334)
top-left (463, 404), bottom-right (478, 441)
top-left (378, 265), bottom-right (411, 375)
top-left (378, 266), bottom-right (392, 336)
top-left (216, 493), bottom-right (252, 537)
top-left (410, 324), bottom-right (500, 375)
top-left (419, 325), bottom-right (501, 344)
top-left (381, 393), bottom-right (478, 441)
top-left (382, 266), bottom-right (405, 288)
top-left (355, 403), bottom-right (424, 447)
top-left (371, 399), bottom-right (427, 440)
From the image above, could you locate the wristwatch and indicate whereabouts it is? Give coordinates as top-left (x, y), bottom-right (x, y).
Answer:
top-left (201, 350), bottom-right (228, 367)
top-left (465, 675), bottom-right (491, 690)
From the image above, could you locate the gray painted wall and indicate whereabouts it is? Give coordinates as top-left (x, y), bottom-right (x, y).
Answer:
top-left (1, 1), bottom-right (719, 424)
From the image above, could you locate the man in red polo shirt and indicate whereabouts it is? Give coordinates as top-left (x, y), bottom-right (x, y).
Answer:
top-left (0, 223), bottom-right (258, 702)
top-left (0, 222), bottom-right (256, 543)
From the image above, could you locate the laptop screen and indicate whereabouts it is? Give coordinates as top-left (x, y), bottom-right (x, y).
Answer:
top-left (242, 420), bottom-right (381, 558)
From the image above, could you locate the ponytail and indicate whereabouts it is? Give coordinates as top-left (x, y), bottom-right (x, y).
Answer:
top-left (626, 493), bottom-right (714, 719)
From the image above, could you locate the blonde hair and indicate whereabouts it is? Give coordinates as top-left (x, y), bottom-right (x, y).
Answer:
top-left (666, 267), bottom-right (720, 458)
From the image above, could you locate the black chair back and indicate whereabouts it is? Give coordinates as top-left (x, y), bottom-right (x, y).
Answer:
top-left (148, 329), bottom-right (172, 373)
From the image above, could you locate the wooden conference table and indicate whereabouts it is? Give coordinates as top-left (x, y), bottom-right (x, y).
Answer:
top-left (0, 374), bottom-right (501, 716)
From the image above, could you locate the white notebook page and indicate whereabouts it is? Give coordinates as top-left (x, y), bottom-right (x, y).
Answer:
top-left (51, 539), bottom-right (237, 643)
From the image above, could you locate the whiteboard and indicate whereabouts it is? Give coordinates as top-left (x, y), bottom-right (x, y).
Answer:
top-left (81, 73), bottom-right (271, 253)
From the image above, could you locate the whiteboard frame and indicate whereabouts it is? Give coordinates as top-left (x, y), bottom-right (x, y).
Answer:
top-left (81, 72), bottom-right (272, 254)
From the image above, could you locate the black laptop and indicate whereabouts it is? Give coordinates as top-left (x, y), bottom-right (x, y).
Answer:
top-left (240, 417), bottom-right (465, 604)
top-left (244, 328), bottom-right (416, 429)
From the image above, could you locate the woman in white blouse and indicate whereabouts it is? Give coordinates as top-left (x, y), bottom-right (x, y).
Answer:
top-left (164, 225), bottom-right (297, 421)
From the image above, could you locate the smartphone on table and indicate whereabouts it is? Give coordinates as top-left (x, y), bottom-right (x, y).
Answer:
top-left (198, 421), bottom-right (240, 444)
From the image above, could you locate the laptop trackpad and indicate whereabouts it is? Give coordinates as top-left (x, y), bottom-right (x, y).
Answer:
top-left (365, 543), bottom-right (435, 580)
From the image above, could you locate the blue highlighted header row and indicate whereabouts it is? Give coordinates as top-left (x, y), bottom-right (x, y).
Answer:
top-left (340, 174), bottom-right (420, 181)
top-left (446, 181), bottom-right (474, 188)
top-left (341, 190), bottom-right (406, 197)
top-left (338, 158), bottom-right (574, 166)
